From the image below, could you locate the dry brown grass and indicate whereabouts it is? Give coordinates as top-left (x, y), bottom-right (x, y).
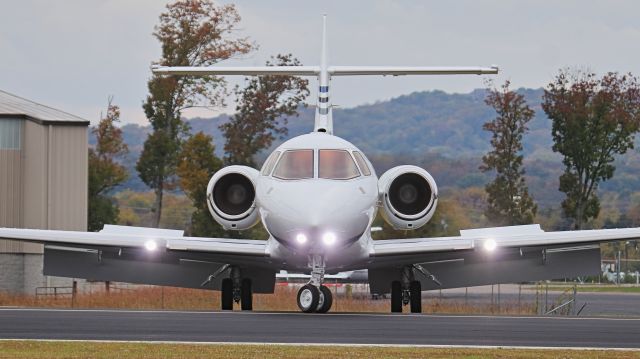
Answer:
top-left (1, 341), bottom-right (638, 359)
top-left (0, 284), bottom-right (535, 315)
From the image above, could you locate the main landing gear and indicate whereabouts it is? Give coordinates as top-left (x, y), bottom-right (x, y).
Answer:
top-left (220, 267), bottom-right (253, 311)
top-left (296, 254), bottom-right (333, 313)
top-left (390, 266), bottom-right (422, 313)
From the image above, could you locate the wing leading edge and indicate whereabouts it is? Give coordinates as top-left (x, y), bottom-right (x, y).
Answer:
top-left (0, 225), bottom-right (268, 257)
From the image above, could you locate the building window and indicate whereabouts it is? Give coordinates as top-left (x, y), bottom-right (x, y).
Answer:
top-left (0, 119), bottom-right (22, 150)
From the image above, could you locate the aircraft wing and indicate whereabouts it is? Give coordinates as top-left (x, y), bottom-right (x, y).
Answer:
top-left (0, 225), bottom-right (276, 293)
top-left (367, 225), bottom-right (637, 293)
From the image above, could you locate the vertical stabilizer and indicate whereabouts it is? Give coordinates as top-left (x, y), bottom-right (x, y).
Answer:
top-left (314, 15), bottom-right (333, 134)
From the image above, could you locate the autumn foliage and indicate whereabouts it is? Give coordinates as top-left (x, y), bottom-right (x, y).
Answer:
top-left (137, 0), bottom-right (254, 227)
top-left (543, 70), bottom-right (640, 229)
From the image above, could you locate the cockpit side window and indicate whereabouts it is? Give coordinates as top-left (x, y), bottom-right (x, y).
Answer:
top-left (261, 151), bottom-right (281, 176)
top-left (273, 149), bottom-right (314, 180)
top-left (319, 149), bottom-right (361, 180)
top-left (353, 151), bottom-right (372, 176)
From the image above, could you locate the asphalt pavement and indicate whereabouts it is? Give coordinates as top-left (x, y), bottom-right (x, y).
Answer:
top-left (0, 308), bottom-right (638, 348)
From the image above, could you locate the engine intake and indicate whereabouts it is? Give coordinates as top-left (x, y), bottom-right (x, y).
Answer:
top-left (378, 165), bottom-right (438, 230)
top-left (207, 166), bottom-right (260, 230)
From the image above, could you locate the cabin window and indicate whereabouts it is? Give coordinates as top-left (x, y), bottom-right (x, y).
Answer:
top-left (319, 150), bottom-right (360, 180)
top-left (261, 151), bottom-right (280, 176)
top-left (273, 149), bottom-right (314, 180)
top-left (353, 151), bottom-right (371, 176)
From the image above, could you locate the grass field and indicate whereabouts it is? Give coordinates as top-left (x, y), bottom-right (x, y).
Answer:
top-left (0, 285), bottom-right (535, 315)
top-left (0, 341), bottom-right (638, 359)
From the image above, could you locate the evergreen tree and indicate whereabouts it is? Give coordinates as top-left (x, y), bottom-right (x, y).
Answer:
top-left (480, 81), bottom-right (537, 225)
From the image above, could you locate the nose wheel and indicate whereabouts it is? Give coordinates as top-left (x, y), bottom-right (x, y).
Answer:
top-left (297, 254), bottom-right (333, 313)
top-left (297, 284), bottom-right (333, 313)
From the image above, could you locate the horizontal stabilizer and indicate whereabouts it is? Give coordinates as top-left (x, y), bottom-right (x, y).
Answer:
top-left (152, 65), bottom-right (499, 77)
top-left (152, 65), bottom-right (320, 76)
top-left (328, 66), bottom-right (499, 76)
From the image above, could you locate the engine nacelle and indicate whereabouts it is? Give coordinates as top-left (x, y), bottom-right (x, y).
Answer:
top-left (378, 165), bottom-right (438, 230)
top-left (206, 165), bottom-right (260, 230)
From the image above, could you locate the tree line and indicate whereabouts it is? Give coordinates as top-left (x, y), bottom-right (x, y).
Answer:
top-left (482, 72), bottom-right (640, 230)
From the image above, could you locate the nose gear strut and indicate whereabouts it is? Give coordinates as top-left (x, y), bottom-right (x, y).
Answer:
top-left (296, 254), bottom-right (334, 313)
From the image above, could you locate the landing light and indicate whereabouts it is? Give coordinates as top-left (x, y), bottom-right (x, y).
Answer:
top-left (144, 240), bottom-right (158, 251)
top-left (322, 232), bottom-right (337, 246)
top-left (483, 238), bottom-right (497, 252)
top-left (296, 233), bottom-right (308, 244)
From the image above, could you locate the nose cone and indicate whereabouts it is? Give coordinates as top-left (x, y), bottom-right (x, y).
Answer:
top-left (261, 180), bottom-right (375, 249)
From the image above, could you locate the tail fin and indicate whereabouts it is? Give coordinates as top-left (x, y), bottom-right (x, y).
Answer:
top-left (315, 15), bottom-right (332, 134)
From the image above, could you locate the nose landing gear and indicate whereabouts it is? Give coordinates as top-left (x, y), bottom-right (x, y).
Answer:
top-left (296, 254), bottom-right (333, 313)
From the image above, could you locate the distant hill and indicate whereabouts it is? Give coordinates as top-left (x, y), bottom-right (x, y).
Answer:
top-left (96, 88), bottom-right (640, 209)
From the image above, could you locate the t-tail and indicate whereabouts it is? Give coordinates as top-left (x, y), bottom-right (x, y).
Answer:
top-left (152, 15), bottom-right (499, 135)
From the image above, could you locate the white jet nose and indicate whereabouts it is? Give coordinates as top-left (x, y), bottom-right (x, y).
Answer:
top-left (263, 181), bottom-right (372, 248)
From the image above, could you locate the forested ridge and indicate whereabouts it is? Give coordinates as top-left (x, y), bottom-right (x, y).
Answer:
top-left (103, 87), bottom-right (640, 213)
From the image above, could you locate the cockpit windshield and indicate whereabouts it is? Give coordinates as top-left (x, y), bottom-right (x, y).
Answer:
top-left (273, 149), bottom-right (314, 180)
top-left (319, 150), bottom-right (360, 180)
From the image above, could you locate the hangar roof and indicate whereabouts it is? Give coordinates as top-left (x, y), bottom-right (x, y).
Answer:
top-left (0, 90), bottom-right (89, 126)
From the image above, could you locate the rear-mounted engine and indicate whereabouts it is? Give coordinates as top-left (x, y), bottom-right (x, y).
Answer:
top-left (378, 165), bottom-right (438, 230)
top-left (206, 165), bottom-right (260, 230)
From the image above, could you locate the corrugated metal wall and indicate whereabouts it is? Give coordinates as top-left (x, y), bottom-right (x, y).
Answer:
top-left (0, 119), bottom-right (24, 251)
top-left (48, 125), bottom-right (88, 231)
top-left (0, 120), bottom-right (88, 254)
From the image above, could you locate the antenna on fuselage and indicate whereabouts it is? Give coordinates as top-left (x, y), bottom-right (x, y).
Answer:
top-left (314, 15), bottom-right (333, 134)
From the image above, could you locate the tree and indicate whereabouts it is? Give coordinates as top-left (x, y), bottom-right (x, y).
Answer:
top-left (480, 81), bottom-right (537, 225)
top-left (88, 98), bottom-right (128, 231)
top-left (221, 54), bottom-right (310, 166)
top-left (137, 0), bottom-right (254, 227)
top-left (542, 70), bottom-right (640, 229)
top-left (176, 132), bottom-right (223, 236)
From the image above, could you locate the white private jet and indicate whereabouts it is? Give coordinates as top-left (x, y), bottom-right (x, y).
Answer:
top-left (2, 16), bottom-right (639, 313)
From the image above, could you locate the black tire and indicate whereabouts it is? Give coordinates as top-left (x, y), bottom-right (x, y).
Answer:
top-left (391, 280), bottom-right (402, 313)
top-left (410, 280), bottom-right (422, 313)
top-left (297, 284), bottom-right (320, 313)
top-left (241, 278), bottom-right (253, 311)
top-left (221, 278), bottom-right (233, 311)
top-left (317, 285), bottom-right (333, 313)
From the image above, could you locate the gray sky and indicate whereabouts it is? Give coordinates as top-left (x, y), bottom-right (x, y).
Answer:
top-left (2, 0), bottom-right (640, 124)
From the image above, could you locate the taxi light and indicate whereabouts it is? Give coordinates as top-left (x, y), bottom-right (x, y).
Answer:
top-left (483, 238), bottom-right (497, 252)
top-left (296, 233), bottom-right (308, 244)
top-left (144, 240), bottom-right (158, 251)
top-left (322, 232), bottom-right (337, 246)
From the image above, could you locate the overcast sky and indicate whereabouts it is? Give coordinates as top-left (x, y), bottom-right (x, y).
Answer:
top-left (2, 1), bottom-right (640, 125)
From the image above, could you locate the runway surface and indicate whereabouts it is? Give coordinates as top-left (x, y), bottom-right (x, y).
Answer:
top-left (0, 308), bottom-right (639, 348)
